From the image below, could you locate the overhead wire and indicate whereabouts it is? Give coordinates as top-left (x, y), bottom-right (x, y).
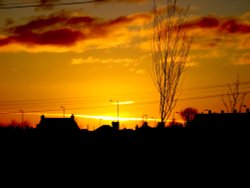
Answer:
top-left (0, 82), bottom-right (250, 115)
top-left (0, 0), bottom-right (99, 9)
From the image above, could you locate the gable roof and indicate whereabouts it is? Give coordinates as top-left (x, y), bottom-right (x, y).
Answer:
top-left (37, 115), bottom-right (79, 131)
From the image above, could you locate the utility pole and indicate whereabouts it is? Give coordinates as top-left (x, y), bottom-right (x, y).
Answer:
top-left (110, 100), bottom-right (119, 122)
top-left (19, 110), bottom-right (24, 125)
top-left (60, 106), bottom-right (65, 118)
top-left (117, 100), bottom-right (119, 122)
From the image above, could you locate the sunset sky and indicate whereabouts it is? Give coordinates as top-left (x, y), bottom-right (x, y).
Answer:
top-left (0, 0), bottom-right (250, 129)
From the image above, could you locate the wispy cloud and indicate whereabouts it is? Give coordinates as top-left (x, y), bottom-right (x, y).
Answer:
top-left (110, 100), bottom-right (135, 105)
top-left (234, 52), bottom-right (250, 65)
top-left (135, 69), bottom-right (145, 74)
top-left (70, 56), bottom-right (134, 65)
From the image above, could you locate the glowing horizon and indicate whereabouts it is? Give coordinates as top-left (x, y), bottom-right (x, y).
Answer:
top-left (0, 0), bottom-right (250, 129)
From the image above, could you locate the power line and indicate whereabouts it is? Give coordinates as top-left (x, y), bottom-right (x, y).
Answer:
top-left (1, 81), bottom-right (249, 105)
top-left (0, 81), bottom-right (250, 114)
top-left (0, 0), bottom-right (98, 9)
top-left (0, 83), bottom-right (250, 111)
top-left (1, 90), bottom-right (250, 115)
top-left (178, 91), bottom-right (250, 101)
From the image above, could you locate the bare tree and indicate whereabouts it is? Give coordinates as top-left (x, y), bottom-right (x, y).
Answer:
top-left (221, 74), bottom-right (247, 113)
top-left (151, 0), bottom-right (192, 125)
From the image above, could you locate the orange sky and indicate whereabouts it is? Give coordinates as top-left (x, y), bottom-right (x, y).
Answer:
top-left (0, 0), bottom-right (250, 129)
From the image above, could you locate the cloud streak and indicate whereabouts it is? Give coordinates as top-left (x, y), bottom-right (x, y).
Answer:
top-left (184, 16), bottom-right (250, 34)
top-left (71, 57), bottom-right (134, 65)
top-left (0, 12), bottom-right (151, 51)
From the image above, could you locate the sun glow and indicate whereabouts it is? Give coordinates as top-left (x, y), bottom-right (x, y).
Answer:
top-left (110, 100), bottom-right (135, 105)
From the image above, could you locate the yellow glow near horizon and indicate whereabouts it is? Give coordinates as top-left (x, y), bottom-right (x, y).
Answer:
top-left (33, 113), bottom-right (184, 128)
top-left (110, 100), bottom-right (135, 105)
top-left (0, 0), bottom-right (250, 130)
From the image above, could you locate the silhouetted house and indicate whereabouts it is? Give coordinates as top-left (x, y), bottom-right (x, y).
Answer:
top-left (136, 121), bottom-right (153, 133)
top-left (188, 109), bottom-right (250, 128)
top-left (94, 125), bottom-right (113, 133)
top-left (36, 114), bottom-right (80, 132)
top-left (94, 122), bottom-right (119, 133)
top-left (112, 121), bottom-right (119, 130)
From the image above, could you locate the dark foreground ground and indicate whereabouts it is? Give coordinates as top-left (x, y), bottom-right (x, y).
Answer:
top-left (1, 126), bottom-right (249, 152)
top-left (0, 126), bottom-right (249, 186)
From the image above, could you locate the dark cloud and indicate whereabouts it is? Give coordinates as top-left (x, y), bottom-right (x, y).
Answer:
top-left (221, 19), bottom-right (250, 34)
top-left (0, 12), bottom-right (151, 47)
top-left (186, 17), bottom-right (220, 28)
top-left (7, 16), bottom-right (66, 33)
top-left (0, 29), bottom-right (83, 46)
top-left (184, 16), bottom-right (250, 34)
top-left (67, 16), bottom-right (96, 25)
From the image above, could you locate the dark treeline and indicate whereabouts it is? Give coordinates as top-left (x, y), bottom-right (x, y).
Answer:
top-left (0, 111), bottom-right (250, 161)
top-left (1, 121), bottom-right (250, 147)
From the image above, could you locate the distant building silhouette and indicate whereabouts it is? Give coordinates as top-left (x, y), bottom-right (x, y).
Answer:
top-left (112, 121), bottom-right (119, 130)
top-left (94, 122), bottom-right (120, 133)
top-left (36, 114), bottom-right (80, 131)
top-left (188, 108), bottom-right (250, 128)
top-left (95, 125), bottom-right (113, 132)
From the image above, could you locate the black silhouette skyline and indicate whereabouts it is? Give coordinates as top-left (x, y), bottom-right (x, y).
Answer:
top-left (0, 0), bottom-right (250, 157)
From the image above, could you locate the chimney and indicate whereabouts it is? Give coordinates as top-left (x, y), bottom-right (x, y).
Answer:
top-left (112, 121), bottom-right (119, 130)
top-left (246, 108), bottom-right (250, 113)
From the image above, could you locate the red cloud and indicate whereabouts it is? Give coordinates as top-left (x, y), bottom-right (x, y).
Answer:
top-left (67, 16), bottom-right (96, 26)
top-left (0, 12), bottom-right (151, 48)
top-left (8, 16), bottom-right (66, 33)
top-left (184, 16), bottom-right (250, 34)
top-left (221, 19), bottom-right (250, 34)
top-left (0, 29), bottom-right (83, 46)
top-left (197, 17), bottom-right (220, 28)
top-left (108, 13), bottom-right (151, 26)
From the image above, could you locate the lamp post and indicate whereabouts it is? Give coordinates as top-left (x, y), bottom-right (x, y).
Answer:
top-left (142, 114), bottom-right (148, 122)
top-left (110, 100), bottom-right (119, 122)
top-left (60, 106), bottom-right (65, 118)
top-left (172, 111), bottom-right (179, 122)
top-left (19, 110), bottom-right (24, 125)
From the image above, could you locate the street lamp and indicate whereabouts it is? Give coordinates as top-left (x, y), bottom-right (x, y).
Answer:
top-left (172, 111), bottom-right (179, 121)
top-left (60, 106), bottom-right (65, 118)
top-left (142, 114), bottom-right (148, 122)
top-left (110, 100), bottom-right (119, 122)
top-left (19, 110), bottom-right (24, 125)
